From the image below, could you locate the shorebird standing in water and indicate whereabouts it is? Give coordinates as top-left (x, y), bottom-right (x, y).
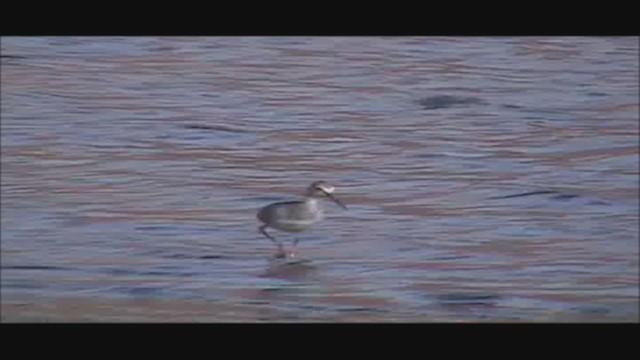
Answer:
top-left (257, 181), bottom-right (347, 259)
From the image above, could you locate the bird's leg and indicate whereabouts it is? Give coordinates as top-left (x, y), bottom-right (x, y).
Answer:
top-left (291, 238), bottom-right (300, 257)
top-left (260, 225), bottom-right (285, 258)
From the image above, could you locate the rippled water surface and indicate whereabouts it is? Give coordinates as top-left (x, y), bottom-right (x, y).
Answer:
top-left (1, 36), bottom-right (638, 322)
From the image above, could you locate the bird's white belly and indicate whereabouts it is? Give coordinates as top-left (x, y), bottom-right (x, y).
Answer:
top-left (270, 206), bottom-right (323, 232)
top-left (270, 215), bottom-right (322, 232)
top-left (262, 197), bottom-right (325, 233)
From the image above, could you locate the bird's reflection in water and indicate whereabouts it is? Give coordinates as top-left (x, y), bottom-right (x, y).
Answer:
top-left (249, 254), bottom-right (323, 321)
top-left (261, 252), bottom-right (318, 280)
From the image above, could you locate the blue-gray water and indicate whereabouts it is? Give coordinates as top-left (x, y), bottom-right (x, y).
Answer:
top-left (1, 36), bottom-right (638, 322)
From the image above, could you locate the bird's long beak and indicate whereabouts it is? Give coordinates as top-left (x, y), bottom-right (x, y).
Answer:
top-left (322, 190), bottom-right (347, 210)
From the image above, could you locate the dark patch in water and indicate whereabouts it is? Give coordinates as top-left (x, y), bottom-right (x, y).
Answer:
top-left (151, 46), bottom-right (177, 52)
top-left (0, 54), bottom-right (27, 59)
top-left (243, 300), bottom-right (272, 306)
top-left (162, 253), bottom-right (226, 260)
top-left (488, 190), bottom-right (559, 199)
top-left (587, 200), bottom-right (611, 206)
top-left (432, 255), bottom-right (472, 261)
top-left (502, 104), bottom-right (524, 109)
top-left (182, 124), bottom-right (246, 133)
top-left (572, 305), bottom-right (611, 315)
top-left (435, 294), bottom-right (502, 306)
top-left (334, 306), bottom-right (386, 314)
top-left (298, 304), bottom-right (329, 311)
top-left (417, 95), bottom-right (484, 110)
top-left (550, 194), bottom-right (579, 201)
top-left (105, 285), bottom-right (167, 298)
top-left (136, 225), bottom-right (172, 231)
top-left (199, 255), bottom-right (225, 260)
top-left (2, 265), bottom-right (69, 271)
top-left (164, 253), bottom-right (191, 259)
top-left (414, 153), bottom-right (446, 159)
top-left (398, 246), bottom-right (421, 252)
top-left (260, 287), bottom-right (288, 293)
top-left (140, 271), bottom-right (173, 276)
top-left (128, 287), bottom-right (163, 296)
top-left (489, 190), bottom-right (608, 204)
top-left (103, 268), bottom-right (138, 276)
top-left (261, 259), bottom-right (317, 279)
top-left (138, 270), bottom-right (197, 277)
top-left (4, 283), bottom-right (43, 290)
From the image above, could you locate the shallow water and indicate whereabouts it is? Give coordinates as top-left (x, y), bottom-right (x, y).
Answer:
top-left (1, 36), bottom-right (638, 322)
